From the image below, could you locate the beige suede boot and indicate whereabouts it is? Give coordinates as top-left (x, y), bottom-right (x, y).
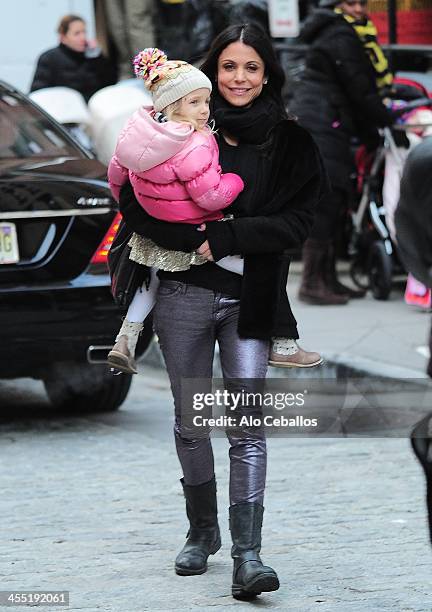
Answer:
top-left (107, 319), bottom-right (143, 374)
top-left (269, 339), bottom-right (323, 368)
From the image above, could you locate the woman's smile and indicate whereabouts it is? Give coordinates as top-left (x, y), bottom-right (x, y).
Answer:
top-left (229, 88), bottom-right (251, 96)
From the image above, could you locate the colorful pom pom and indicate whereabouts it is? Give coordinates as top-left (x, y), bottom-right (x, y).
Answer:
top-left (133, 48), bottom-right (168, 84)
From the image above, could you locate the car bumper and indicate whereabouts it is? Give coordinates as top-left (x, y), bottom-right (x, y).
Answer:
top-left (0, 273), bottom-right (152, 379)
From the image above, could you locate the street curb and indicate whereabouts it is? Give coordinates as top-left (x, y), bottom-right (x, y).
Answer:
top-left (321, 351), bottom-right (429, 382)
top-left (141, 338), bottom-right (430, 383)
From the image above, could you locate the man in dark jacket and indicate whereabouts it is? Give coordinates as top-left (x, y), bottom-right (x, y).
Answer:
top-left (30, 14), bottom-right (115, 102)
top-left (290, 0), bottom-right (394, 305)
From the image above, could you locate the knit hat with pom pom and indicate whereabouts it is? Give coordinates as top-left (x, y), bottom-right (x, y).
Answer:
top-left (133, 48), bottom-right (212, 112)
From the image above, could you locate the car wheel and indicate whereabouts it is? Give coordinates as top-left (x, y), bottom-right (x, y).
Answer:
top-left (43, 362), bottom-right (132, 412)
top-left (368, 241), bottom-right (392, 300)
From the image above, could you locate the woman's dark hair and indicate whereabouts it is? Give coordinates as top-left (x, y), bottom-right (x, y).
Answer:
top-left (57, 14), bottom-right (85, 36)
top-left (200, 23), bottom-right (286, 109)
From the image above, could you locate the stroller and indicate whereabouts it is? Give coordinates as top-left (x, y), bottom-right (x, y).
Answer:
top-left (28, 87), bottom-right (94, 153)
top-left (349, 81), bottom-right (432, 300)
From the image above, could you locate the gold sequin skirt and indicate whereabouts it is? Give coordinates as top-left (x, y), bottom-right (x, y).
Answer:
top-left (128, 233), bottom-right (207, 272)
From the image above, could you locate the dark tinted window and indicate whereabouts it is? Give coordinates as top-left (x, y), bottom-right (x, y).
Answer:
top-left (0, 92), bottom-right (80, 159)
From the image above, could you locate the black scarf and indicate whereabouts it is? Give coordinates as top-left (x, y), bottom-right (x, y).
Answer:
top-left (211, 90), bottom-right (285, 145)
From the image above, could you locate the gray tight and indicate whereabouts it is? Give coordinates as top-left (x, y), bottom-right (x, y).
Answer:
top-left (153, 281), bottom-right (269, 505)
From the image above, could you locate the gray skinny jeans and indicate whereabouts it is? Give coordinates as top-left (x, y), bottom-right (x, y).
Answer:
top-left (153, 280), bottom-right (269, 505)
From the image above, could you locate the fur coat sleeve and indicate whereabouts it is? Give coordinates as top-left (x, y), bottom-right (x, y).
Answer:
top-left (206, 120), bottom-right (329, 339)
top-left (205, 121), bottom-right (328, 260)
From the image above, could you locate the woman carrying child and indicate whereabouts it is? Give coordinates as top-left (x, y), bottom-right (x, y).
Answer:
top-left (107, 46), bottom-right (322, 373)
top-left (114, 25), bottom-right (326, 600)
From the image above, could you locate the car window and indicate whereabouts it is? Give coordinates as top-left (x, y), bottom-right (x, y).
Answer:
top-left (0, 92), bottom-right (80, 159)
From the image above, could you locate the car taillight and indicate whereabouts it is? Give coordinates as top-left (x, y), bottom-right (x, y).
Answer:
top-left (90, 212), bottom-right (122, 264)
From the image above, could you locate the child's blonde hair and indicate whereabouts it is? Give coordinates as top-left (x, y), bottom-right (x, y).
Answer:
top-left (162, 96), bottom-right (215, 134)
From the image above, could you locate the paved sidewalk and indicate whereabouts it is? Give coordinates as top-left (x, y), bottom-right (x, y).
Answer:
top-left (3, 264), bottom-right (432, 612)
top-left (143, 265), bottom-right (432, 380)
top-left (1, 370), bottom-right (432, 612)
top-left (287, 265), bottom-right (431, 379)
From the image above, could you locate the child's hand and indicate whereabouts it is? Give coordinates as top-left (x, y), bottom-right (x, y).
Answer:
top-left (196, 240), bottom-right (214, 261)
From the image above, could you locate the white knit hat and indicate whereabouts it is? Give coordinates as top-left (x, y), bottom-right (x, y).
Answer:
top-left (133, 48), bottom-right (212, 112)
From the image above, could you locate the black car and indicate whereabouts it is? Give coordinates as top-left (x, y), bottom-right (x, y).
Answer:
top-left (0, 81), bottom-right (153, 411)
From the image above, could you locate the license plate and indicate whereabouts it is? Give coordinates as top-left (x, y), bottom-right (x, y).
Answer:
top-left (0, 222), bottom-right (20, 264)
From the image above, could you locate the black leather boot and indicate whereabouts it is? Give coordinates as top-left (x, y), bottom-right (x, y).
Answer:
top-left (174, 476), bottom-right (221, 576)
top-left (229, 502), bottom-right (280, 599)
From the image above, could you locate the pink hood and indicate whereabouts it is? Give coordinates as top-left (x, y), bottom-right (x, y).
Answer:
top-left (115, 105), bottom-right (195, 173)
top-left (108, 106), bottom-right (244, 224)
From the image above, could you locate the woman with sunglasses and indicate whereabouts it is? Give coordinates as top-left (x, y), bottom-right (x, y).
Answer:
top-left (290, 0), bottom-right (394, 304)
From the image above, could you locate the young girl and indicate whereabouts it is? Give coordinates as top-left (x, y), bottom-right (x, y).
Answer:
top-left (107, 48), bottom-right (322, 374)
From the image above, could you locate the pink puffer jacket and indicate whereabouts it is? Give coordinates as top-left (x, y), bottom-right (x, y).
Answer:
top-left (108, 106), bottom-right (244, 224)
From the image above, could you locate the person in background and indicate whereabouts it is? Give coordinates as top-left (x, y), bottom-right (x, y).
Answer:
top-left (103, 0), bottom-right (156, 80)
top-left (290, 0), bottom-right (394, 305)
top-left (30, 14), bottom-right (115, 102)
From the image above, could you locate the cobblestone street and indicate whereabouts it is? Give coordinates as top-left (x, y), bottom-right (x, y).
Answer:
top-left (1, 368), bottom-right (431, 612)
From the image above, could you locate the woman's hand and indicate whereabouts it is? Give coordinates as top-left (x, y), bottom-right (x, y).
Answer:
top-left (197, 240), bottom-right (214, 261)
top-left (196, 224), bottom-right (214, 260)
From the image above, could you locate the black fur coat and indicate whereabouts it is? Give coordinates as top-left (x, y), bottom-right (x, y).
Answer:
top-left (119, 119), bottom-right (327, 339)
